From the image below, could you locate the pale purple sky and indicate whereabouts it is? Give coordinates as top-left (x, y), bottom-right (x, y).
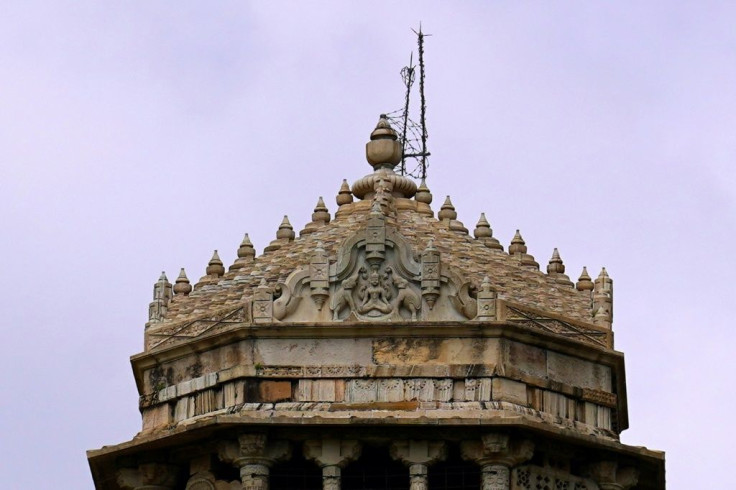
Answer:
top-left (1, 2), bottom-right (734, 488)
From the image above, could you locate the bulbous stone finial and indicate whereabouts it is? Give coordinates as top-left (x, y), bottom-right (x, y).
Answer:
top-left (173, 268), bottom-right (192, 296)
top-left (438, 196), bottom-right (457, 221)
top-left (508, 230), bottom-right (539, 269)
top-left (366, 114), bottom-right (402, 170)
top-left (546, 248), bottom-right (573, 286)
top-left (276, 216), bottom-right (295, 241)
top-left (230, 234), bottom-right (256, 271)
top-left (336, 179), bottom-right (353, 206)
top-left (474, 213), bottom-right (503, 251)
top-left (352, 117), bottom-right (416, 200)
top-left (206, 250), bottom-right (225, 277)
top-left (415, 178), bottom-right (433, 205)
top-left (576, 266), bottom-right (594, 291)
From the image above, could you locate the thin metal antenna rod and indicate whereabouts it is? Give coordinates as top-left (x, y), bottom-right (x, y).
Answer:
top-left (400, 52), bottom-right (414, 176)
top-left (413, 24), bottom-right (431, 180)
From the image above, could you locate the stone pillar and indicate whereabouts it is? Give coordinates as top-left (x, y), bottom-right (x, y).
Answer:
top-left (589, 461), bottom-right (639, 490)
top-left (304, 438), bottom-right (362, 490)
top-left (116, 462), bottom-right (179, 490)
top-left (218, 433), bottom-right (291, 490)
top-left (390, 440), bottom-right (447, 490)
top-left (460, 433), bottom-right (534, 490)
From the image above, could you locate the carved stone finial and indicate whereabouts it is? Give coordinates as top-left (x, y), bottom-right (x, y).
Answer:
top-left (366, 114), bottom-right (402, 171)
top-left (508, 230), bottom-right (539, 269)
top-left (302, 198), bottom-right (332, 236)
top-left (438, 196), bottom-right (457, 221)
top-left (276, 216), bottom-right (295, 240)
top-left (230, 234), bottom-right (256, 271)
top-left (312, 197), bottom-right (330, 224)
top-left (437, 196), bottom-right (467, 234)
top-left (173, 268), bottom-right (192, 296)
top-left (415, 178), bottom-right (433, 205)
top-left (576, 266), bottom-right (594, 291)
top-left (508, 230), bottom-right (526, 255)
top-left (336, 179), bottom-right (353, 206)
top-left (265, 216), bottom-right (296, 253)
top-left (353, 116), bottom-right (417, 200)
top-left (474, 213), bottom-right (503, 251)
top-left (206, 250), bottom-right (225, 277)
top-left (148, 271), bottom-right (172, 322)
top-left (547, 248), bottom-right (573, 286)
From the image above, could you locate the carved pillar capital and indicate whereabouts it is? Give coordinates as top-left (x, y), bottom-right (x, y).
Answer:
top-left (461, 434), bottom-right (534, 490)
top-left (303, 439), bottom-right (362, 468)
top-left (304, 439), bottom-right (362, 490)
top-left (389, 440), bottom-right (447, 467)
top-left (589, 461), bottom-right (639, 490)
top-left (390, 440), bottom-right (446, 490)
top-left (116, 463), bottom-right (179, 490)
top-left (461, 433), bottom-right (534, 467)
top-left (218, 433), bottom-right (291, 490)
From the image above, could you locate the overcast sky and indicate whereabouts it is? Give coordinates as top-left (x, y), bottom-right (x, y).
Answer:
top-left (1, 2), bottom-right (734, 488)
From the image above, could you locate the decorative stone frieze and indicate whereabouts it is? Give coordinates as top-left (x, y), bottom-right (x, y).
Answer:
top-left (390, 440), bottom-right (447, 490)
top-left (303, 439), bottom-right (362, 490)
top-left (461, 433), bottom-right (534, 490)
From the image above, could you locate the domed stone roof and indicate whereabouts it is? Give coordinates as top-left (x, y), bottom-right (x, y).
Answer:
top-left (146, 116), bottom-right (610, 353)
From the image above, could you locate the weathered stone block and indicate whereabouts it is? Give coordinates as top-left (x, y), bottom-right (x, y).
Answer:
top-left (491, 378), bottom-right (527, 406)
top-left (174, 396), bottom-right (194, 422)
top-left (505, 340), bottom-right (547, 378)
top-left (259, 381), bottom-right (292, 402)
top-left (223, 381), bottom-right (243, 407)
top-left (547, 351), bottom-right (611, 391)
top-left (297, 380), bottom-right (337, 401)
top-left (543, 390), bottom-right (569, 418)
top-left (255, 338), bottom-right (374, 366)
top-left (142, 403), bottom-right (171, 431)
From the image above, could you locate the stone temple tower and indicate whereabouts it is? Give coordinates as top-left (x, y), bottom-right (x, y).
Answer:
top-left (87, 116), bottom-right (665, 489)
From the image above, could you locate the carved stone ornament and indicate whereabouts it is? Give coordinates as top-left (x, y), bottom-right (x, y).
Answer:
top-left (256, 208), bottom-right (492, 323)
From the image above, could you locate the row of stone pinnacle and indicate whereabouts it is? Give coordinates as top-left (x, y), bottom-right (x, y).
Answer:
top-left (162, 183), bottom-right (608, 298)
